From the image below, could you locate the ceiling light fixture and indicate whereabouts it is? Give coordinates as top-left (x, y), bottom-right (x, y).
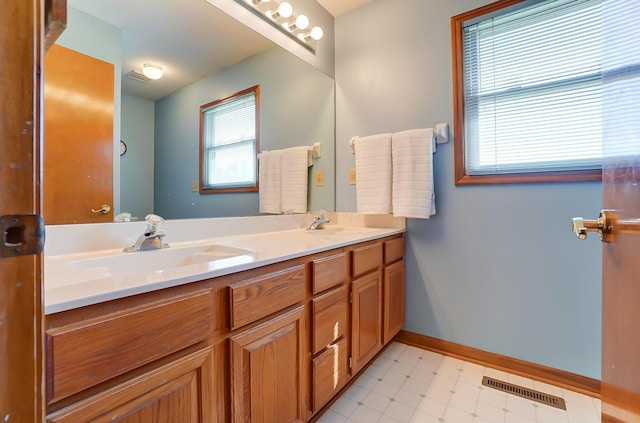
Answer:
top-left (142, 64), bottom-right (163, 80)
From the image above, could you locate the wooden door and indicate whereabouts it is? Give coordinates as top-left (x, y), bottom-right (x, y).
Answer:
top-left (383, 259), bottom-right (405, 344)
top-left (44, 44), bottom-right (114, 224)
top-left (0, 1), bottom-right (44, 421)
top-left (351, 270), bottom-right (383, 374)
top-left (600, 2), bottom-right (640, 421)
top-left (230, 306), bottom-right (306, 423)
top-left (45, 347), bottom-right (215, 422)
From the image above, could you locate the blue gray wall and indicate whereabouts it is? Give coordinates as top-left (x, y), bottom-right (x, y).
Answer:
top-left (120, 94), bottom-right (155, 219)
top-left (335, 0), bottom-right (603, 379)
top-left (154, 46), bottom-right (335, 219)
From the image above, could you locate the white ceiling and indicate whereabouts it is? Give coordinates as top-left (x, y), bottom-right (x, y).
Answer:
top-left (67, 0), bottom-right (373, 101)
top-left (316, 0), bottom-right (373, 17)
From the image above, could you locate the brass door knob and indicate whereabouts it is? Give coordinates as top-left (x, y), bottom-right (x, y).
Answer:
top-left (571, 209), bottom-right (640, 243)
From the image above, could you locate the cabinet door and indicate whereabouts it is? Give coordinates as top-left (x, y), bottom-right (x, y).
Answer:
top-left (46, 347), bottom-right (215, 423)
top-left (351, 270), bottom-right (383, 374)
top-left (383, 259), bottom-right (405, 344)
top-left (230, 306), bottom-right (306, 423)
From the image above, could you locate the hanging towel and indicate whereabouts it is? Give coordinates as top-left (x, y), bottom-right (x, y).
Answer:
top-left (355, 133), bottom-right (392, 214)
top-left (258, 150), bottom-right (282, 214)
top-left (392, 128), bottom-right (436, 219)
top-left (281, 146), bottom-right (310, 213)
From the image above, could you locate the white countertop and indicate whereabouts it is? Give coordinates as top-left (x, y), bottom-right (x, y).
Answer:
top-left (44, 213), bottom-right (405, 315)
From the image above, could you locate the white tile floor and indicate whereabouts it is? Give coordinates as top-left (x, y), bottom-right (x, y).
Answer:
top-left (317, 342), bottom-right (601, 423)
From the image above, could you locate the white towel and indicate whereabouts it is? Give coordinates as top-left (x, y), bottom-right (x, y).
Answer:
top-left (258, 150), bottom-right (282, 214)
top-left (355, 133), bottom-right (392, 214)
top-left (281, 146), bottom-right (310, 213)
top-left (392, 128), bottom-right (436, 219)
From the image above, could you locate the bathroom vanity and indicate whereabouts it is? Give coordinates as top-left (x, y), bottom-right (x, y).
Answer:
top-left (43, 214), bottom-right (405, 422)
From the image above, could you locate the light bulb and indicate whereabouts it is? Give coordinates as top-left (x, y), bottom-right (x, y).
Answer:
top-left (278, 2), bottom-right (293, 18)
top-left (142, 64), bottom-right (163, 80)
top-left (310, 26), bottom-right (323, 40)
top-left (295, 15), bottom-right (309, 30)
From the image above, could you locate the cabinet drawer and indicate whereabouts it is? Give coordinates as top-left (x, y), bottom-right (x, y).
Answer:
top-left (312, 253), bottom-right (347, 294)
top-left (352, 242), bottom-right (383, 278)
top-left (46, 289), bottom-right (213, 404)
top-left (384, 236), bottom-right (405, 265)
top-left (312, 337), bottom-right (349, 412)
top-left (229, 264), bottom-right (306, 330)
top-left (311, 285), bottom-right (348, 354)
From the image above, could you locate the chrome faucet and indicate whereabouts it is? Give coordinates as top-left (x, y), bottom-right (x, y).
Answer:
top-left (123, 214), bottom-right (170, 252)
top-left (307, 211), bottom-right (331, 230)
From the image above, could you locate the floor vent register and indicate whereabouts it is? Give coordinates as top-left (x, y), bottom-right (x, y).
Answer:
top-left (481, 376), bottom-right (567, 410)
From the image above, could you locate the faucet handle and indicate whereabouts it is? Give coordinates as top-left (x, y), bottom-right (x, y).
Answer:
top-left (145, 214), bottom-right (165, 233)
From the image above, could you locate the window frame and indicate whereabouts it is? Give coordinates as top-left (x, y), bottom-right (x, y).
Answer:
top-left (451, 0), bottom-right (602, 185)
top-left (199, 85), bottom-right (260, 194)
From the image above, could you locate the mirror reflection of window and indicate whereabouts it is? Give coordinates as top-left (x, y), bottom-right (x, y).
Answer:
top-left (199, 85), bottom-right (260, 193)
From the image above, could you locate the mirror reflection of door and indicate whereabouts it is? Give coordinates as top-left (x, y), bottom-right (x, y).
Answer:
top-left (44, 44), bottom-right (114, 224)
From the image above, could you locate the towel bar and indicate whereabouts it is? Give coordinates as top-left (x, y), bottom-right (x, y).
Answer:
top-left (259, 142), bottom-right (321, 160)
top-left (349, 123), bottom-right (449, 154)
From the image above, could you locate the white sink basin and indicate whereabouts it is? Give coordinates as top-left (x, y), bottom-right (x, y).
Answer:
top-left (70, 244), bottom-right (254, 277)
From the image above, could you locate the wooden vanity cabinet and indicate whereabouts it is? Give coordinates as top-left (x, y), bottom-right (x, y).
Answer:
top-left (383, 237), bottom-right (405, 343)
top-left (45, 288), bottom-right (218, 422)
top-left (230, 306), bottom-right (306, 423)
top-left (228, 264), bottom-right (307, 423)
top-left (350, 243), bottom-right (384, 374)
top-left (310, 254), bottom-right (349, 413)
top-left (45, 234), bottom-right (405, 423)
top-left (46, 346), bottom-right (216, 423)
top-left (350, 236), bottom-right (406, 374)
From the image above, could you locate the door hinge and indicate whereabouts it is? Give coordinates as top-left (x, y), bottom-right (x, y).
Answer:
top-left (348, 357), bottom-right (352, 368)
top-left (349, 292), bottom-right (353, 303)
top-left (1, 215), bottom-right (45, 258)
top-left (305, 396), bottom-right (308, 408)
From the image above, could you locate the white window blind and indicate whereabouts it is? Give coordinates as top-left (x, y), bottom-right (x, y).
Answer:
top-left (463, 0), bottom-right (602, 176)
top-left (202, 91), bottom-right (256, 189)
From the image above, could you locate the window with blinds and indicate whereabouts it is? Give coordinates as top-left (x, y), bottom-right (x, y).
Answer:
top-left (199, 86), bottom-right (259, 193)
top-left (452, 0), bottom-right (603, 184)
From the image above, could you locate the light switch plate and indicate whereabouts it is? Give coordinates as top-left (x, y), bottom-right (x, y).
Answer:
top-left (349, 168), bottom-right (356, 185)
top-left (315, 170), bottom-right (324, 186)
top-left (191, 181), bottom-right (199, 192)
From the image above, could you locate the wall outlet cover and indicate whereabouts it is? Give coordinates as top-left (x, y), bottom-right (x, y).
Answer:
top-left (349, 168), bottom-right (356, 185)
top-left (315, 170), bottom-right (324, 186)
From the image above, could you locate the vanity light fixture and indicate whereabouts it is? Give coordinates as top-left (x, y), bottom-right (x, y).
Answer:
top-left (235, 0), bottom-right (323, 51)
top-left (141, 63), bottom-right (163, 80)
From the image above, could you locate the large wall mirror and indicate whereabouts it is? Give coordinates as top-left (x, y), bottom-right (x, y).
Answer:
top-left (45, 0), bottom-right (335, 224)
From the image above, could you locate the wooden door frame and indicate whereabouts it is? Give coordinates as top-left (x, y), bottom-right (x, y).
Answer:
top-left (0, 0), bottom-right (44, 421)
